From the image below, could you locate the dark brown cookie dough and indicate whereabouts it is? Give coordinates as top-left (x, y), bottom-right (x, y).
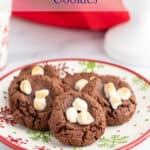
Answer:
top-left (63, 72), bottom-right (99, 91)
top-left (8, 75), bottom-right (68, 130)
top-left (19, 64), bottom-right (60, 78)
top-left (49, 91), bottom-right (106, 146)
top-left (83, 75), bottom-right (137, 126)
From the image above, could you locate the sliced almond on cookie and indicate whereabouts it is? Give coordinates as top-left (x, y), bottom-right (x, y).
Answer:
top-left (66, 107), bottom-right (78, 123)
top-left (20, 80), bottom-right (32, 95)
top-left (104, 82), bottom-right (116, 98)
top-left (31, 66), bottom-right (44, 75)
top-left (77, 111), bottom-right (94, 125)
top-left (74, 79), bottom-right (88, 91)
top-left (33, 98), bottom-right (46, 111)
top-left (72, 98), bottom-right (88, 111)
top-left (118, 87), bottom-right (131, 100)
top-left (35, 89), bottom-right (49, 99)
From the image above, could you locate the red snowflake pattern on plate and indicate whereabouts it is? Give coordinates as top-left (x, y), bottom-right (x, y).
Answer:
top-left (32, 146), bottom-right (51, 150)
top-left (6, 135), bottom-right (28, 145)
top-left (40, 61), bottom-right (72, 77)
top-left (0, 106), bottom-right (16, 128)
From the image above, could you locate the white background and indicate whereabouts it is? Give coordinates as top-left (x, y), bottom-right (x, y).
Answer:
top-left (0, 17), bottom-right (150, 149)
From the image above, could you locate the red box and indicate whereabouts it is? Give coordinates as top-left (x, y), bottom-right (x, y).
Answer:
top-left (13, 0), bottom-right (129, 30)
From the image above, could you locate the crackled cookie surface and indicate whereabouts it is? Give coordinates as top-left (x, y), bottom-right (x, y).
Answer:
top-left (63, 72), bottom-right (99, 92)
top-left (48, 91), bottom-right (106, 146)
top-left (8, 75), bottom-right (67, 130)
top-left (19, 64), bottom-right (60, 78)
top-left (83, 75), bottom-right (137, 125)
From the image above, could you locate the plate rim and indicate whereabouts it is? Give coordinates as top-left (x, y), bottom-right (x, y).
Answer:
top-left (0, 58), bottom-right (150, 150)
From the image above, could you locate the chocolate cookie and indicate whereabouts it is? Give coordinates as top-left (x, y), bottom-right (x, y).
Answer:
top-left (8, 75), bottom-right (67, 130)
top-left (49, 91), bottom-right (106, 146)
top-left (19, 64), bottom-right (60, 78)
top-left (83, 75), bottom-right (137, 126)
top-left (63, 72), bottom-right (99, 92)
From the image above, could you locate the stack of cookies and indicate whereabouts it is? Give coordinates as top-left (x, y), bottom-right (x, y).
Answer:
top-left (8, 64), bottom-right (137, 146)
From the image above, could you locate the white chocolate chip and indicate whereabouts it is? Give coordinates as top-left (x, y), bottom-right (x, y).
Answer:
top-left (77, 111), bottom-right (94, 125)
top-left (33, 89), bottom-right (49, 111)
top-left (90, 76), bottom-right (96, 80)
top-left (74, 79), bottom-right (88, 91)
top-left (33, 98), bottom-right (46, 111)
top-left (35, 89), bottom-right (49, 99)
top-left (31, 66), bottom-right (44, 75)
top-left (20, 80), bottom-right (32, 95)
top-left (109, 94), bottom-right (122, 109)
top-left (66, 107), bottom-right (78, 123)
top-left (117, 87), bottom-right (131, 100)
top-left (72, 98), bottom-right (88, 111)
top-left (65, 98), bottom-right (94, 125)
top-left (104, 82), bottom-right (116, 98)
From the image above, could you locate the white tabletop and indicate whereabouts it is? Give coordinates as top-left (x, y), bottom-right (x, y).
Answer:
top-left (0, 17), bottom-right (149, 149)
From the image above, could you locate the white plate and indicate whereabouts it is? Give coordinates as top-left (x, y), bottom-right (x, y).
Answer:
top-left (0, 58), bottom-right (150, 150)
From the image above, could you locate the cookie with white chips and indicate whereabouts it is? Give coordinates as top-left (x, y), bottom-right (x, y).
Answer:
top-left (83, 75), bottom-right (137, 125)
top-left (8, 75), bottom-right (68, 130)
top-left (19, 64), bottom-right (60, 78)
top-left (48, 91), bottom-right (106, 146)
top-left (63, 72), bottom-right (99, 92)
